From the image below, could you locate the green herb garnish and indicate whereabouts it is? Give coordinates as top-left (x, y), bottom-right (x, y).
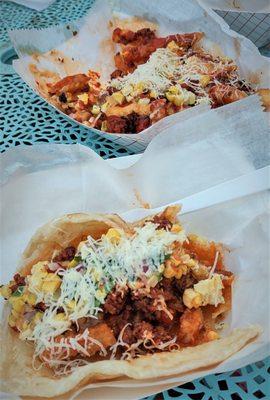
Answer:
top-left (12, 286), bottom-right (24, 297)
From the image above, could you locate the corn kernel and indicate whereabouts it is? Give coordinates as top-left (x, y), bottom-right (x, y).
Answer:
top-left (33, 312), bottom-right (43, 324)
top-left (77, 93), bottom-right (89, 105)
top-left (187, 92), bottom-right (196, 105)
top-left (170, 256), bottom-right (181, 267)
top-left (22, 321), bottom-right (29, 331)
top-left (42, 274), bottom-right (62, 293)
top-left (68, 259), bottom-right (78, 269)
top-left (180, 254), bottom-right (193, 264)
top-left (189, 234), bottom-right (207, 245)
top-left (171, 224), bottom-right (181, 233)
top-left (101, 102), bottom-right (108, 113)
top-left (11, 309), bottom-right (20, 318)
top-left (67, 300), bottom-right (76, 310)
top-left (0, 285), bottom-right (11, 299)
top-left (200, 75), bottom-right (211, 88)
top-left (207, 330), bottom-right (219, 341)
top-left (148, 275), bottom-right (159, 288)
top-left (91, 105), bottom-right (100, 115)
top-left (112, 91), bottom-right (125, 105)
top-left (23, 292), bottom-right (36, 306)
top-left (183, 288), bottom-right (202, 309)
top-left (158, 263), bottom-right (165, 273)
top-left (164, 263), bottom-right (175, 279)
top-left (167, 40), bottom-right (179, 52)
top-left (166, 93), bottom-right (176, 103)
top-left (168, 85), bottom-right (179, 95)
top-left (135, 82), bottom-right (145, 92)
top-left (138, 98), bottom-right (150, 105)
top-left (31, 261), bottom-right (48, 275)
top-left (179, 264), bottom-right (188, 275)
top-left (175, 269), bottom-right (183, 279)
top-left (101, 121), bottom-right (108, 131)
top-left (9, 297), bottom-right (25, 313)
top-left (222, 56), bottom-right (233, 63)
top-left (8, 314), bottom-right (16, 328)
top-left (173, 95), bottom-right (185, 106)
top-left (185, 257), bottom-right (196, 267)
top-left (150, 90), bottom-right (158, 98)
top-left (55, 313), bottom-right (66, 321)
top-left (96, 288), bottom-right (106, 302)
top-left (122, 84), bottom-right (133, 97)
top-left (106, 228), bottom-right (121, 245)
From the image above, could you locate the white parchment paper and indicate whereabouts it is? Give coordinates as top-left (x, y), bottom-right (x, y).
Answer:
top-left (9, 0), bottom-right (270, 150)
top-left (198, 0), bottom-right (270, 13)
top-left (0, 96), bottom-right (269, 399)
top-left (7, 0), bottom-right (56, 11)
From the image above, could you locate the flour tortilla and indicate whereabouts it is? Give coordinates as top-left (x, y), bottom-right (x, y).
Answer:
top-left (0, 212), bottom-right (262, 398)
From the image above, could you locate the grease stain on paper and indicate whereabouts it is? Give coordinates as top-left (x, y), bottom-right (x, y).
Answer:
top-left (110, 15), bottom-right (158, 33)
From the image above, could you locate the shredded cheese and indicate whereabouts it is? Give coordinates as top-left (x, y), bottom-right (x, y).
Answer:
top-left (111, 48), bottom-right (182, 98)
top-left (110, 48), bottom-right (244, 103)
top-left (24, 221), bottom-right (186, 363)
top-left (209, 251), bottom-right (219, 277)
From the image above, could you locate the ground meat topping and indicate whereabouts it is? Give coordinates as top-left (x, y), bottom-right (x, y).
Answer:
top-left (110, 69), bottom-right (125, 79)
top-left (72, 317), bottom-right (101, 333)
top-left (174, 272), bottom-right (197, 294)
top-left (106, 115), bottom-right (128, 133)
top-left (133, 321), bottom-right (153, 340)
top-left (13, 274), bottom-right (26, 286)
top-left (103, 287), bottom-right (128, 315)
top-left (59, 92), bottom-right (67, 103)
top-left (35, 302), bottom-right (47, 312)
top-left (10, 274), bottom-right (26, 292)
top-left (152, 214), bottom-right (173, 230)
top-left (53, 246), bottom-right (76, 262)
top-left (106, 304), bottom-right (133, 337)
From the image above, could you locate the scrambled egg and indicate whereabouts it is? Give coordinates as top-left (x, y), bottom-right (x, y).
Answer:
top-left (166, 85), bottom-right (196, 106)
top-left (28, 261), bottom-right (61, 294)
top-left (183, 273), bottom-right (225, 309)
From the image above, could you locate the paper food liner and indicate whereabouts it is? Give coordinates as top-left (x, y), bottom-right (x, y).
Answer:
top-left (198, 0), bottom-right (270, 13)
top-left (8, 0), bottom-right (56, 12)
top-left (9, 0), bottom-right (270, 151)
top-left (1, 96), bottom-right (269, 399)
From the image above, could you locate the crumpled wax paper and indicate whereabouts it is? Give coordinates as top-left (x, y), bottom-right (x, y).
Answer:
top-left (0, 96), bottom-right (269, 400)
top-left (8, 0), bottom-right (270, 150)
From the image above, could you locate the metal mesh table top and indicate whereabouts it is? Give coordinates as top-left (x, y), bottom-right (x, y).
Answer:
top-left (0, 1), bottom-right (269, 399)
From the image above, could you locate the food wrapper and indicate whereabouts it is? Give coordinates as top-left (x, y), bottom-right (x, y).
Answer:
top-left (9, 0), bottom-right (270, 151)
top-left (1, 96), bottom-right (269, 399)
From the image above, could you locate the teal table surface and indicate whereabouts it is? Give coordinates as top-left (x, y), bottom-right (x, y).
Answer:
top-left (0, 1), bottom-right (269, 399)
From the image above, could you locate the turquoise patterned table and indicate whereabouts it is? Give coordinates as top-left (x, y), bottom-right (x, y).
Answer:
top-left (0, 1), bottom-right (269, 399)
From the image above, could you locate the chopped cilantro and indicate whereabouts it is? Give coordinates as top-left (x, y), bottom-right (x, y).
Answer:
top-left (12, 286), bottom-right (24, 297)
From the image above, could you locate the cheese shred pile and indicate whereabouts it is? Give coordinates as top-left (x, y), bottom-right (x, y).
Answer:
top-left (23, 222), bottom-right (186, 362)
